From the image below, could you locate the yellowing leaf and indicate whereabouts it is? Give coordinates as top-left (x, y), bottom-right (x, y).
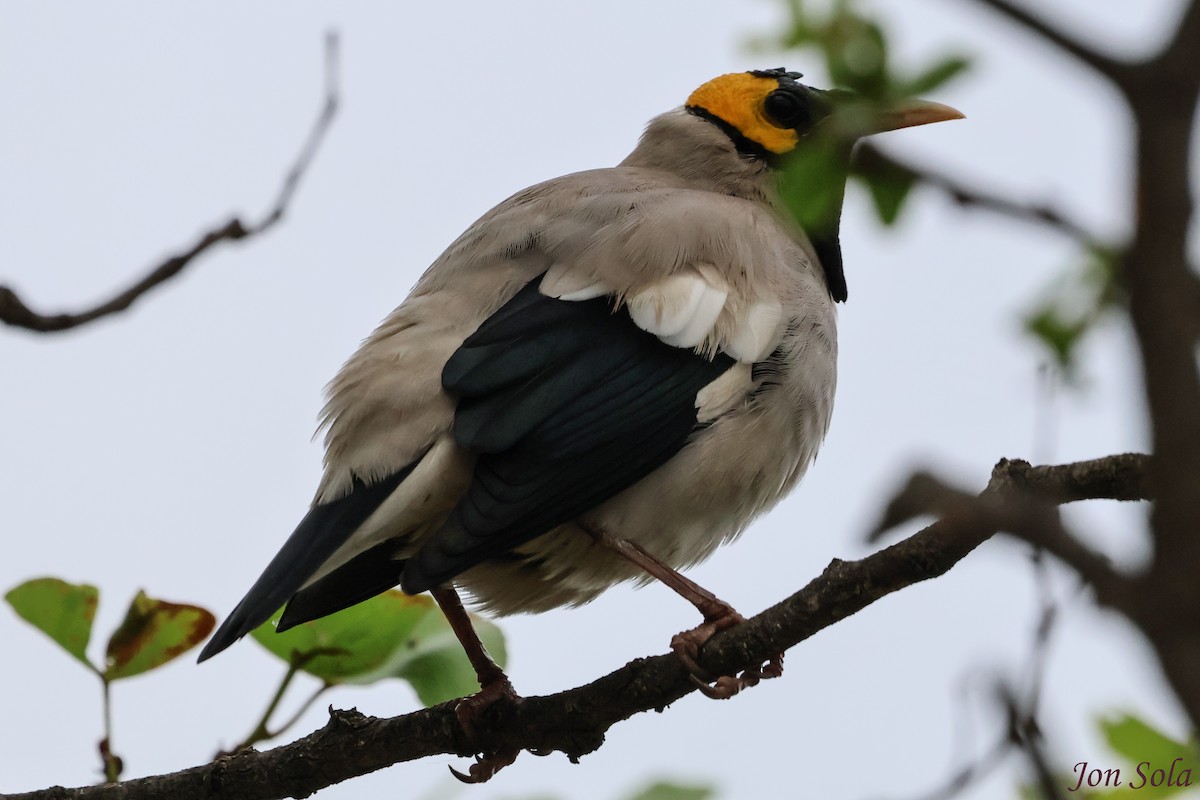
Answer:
top-left (5, 577), bottom-right (99, 671)
top-left (104, 591), bottom-right (216, 680)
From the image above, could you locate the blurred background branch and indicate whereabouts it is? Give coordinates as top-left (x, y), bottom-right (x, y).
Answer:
top-left (0, 33), bottom-right (339, 334)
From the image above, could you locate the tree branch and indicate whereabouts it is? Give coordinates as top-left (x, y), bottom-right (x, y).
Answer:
top-left (1121, 0), bottom-right (1200, 720)
top-left (964, 0), bottom-right (1128, 81)
top-left (0, 454), bottom-right (1150, 800)
top-left (0, 32), bottom-right (340, 335)
top-left (853, 144), bottom-right (1109, 250)
top-left (1160, 0), bottom-right (1200, 83)
top-left (870, 455), bottom-right (1147, 608)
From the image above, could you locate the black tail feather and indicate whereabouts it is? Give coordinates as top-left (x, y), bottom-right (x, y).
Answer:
top-left (277, 540), bottom-right (408, 632)
top-left (197, 465), bottom-right (414, 662)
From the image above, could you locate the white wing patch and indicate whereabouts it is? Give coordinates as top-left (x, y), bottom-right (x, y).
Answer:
top-left (540, 267), bottom-right (783, 365)
top-left (658, 281), bottom-right (728, 349)
top-left (627, 274), bottom-right (721, 339)
top-left (724, 300), bottom-right (784, 362)
top-left (555, 284), bottom-right (609, 302)
top-left (540, 264), bottom-right (611, 301)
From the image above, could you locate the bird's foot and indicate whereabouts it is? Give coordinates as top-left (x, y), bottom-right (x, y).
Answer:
top-left (448, 675), bottom-right (523, 784)
top-left (670, 604), bottom-right (784, 699)
top-left (710, 651), bottom-right (784, 698)
top-left (449, 748), bottom-right (520, 784)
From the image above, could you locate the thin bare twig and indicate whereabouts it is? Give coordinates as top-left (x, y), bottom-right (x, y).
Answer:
top-left (906, 736), bottom-right (1012, 800)
top-left (853, 144), bottom-right (1109, 250)
top-left (245, 32), bottom-right (340, 238)
top-left (965, 0), bottom-right (1127, 81)
top-left (896, 552), bottom-right (1063, 800)
top-left (1000, 683), bottom-right (1068, 800)
top-left (0, 454), bottom-right (1150, 800)
top-left (0, 32), bottom-right (340, 335)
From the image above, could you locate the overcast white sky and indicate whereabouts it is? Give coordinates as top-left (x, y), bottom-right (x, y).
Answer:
top-left (1, 2), bottom-right (1191, 798)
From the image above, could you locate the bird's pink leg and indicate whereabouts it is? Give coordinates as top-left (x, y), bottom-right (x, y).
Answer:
top-left (584, 526), bottom-right (784, 699)
top-left (430, 586), bottom-right (521, 783)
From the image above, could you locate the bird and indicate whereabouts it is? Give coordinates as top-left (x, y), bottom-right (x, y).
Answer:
top-left (199, 68), bottom-right (960, 777)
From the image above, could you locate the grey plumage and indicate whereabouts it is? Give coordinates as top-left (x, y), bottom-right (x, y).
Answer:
top-left (199, 72), bottom-right (960, 663)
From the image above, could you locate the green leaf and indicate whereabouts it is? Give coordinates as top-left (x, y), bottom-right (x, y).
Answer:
top-left (1021, 247), bottom-right (1123, 376)
top-left (1082, 245), bottom-right (1123, 302)
top-left (5, 577), bottom-right (99, 671)
top-left (825, 15), bottom-right (891, 98)
top-left (900, 55), bottom-right (971, 96)
top-left (1019, 713), bottom-right (1200, 799)
top-left (1017, 782), bottom-right (1047, 800)
top-left (857, 165), bottom-right (916, 225)
top-left (625, 781), bottom-right (716, 800)
top-left (774, 0), bottom-right (817, 49)
top-left (389, 607), bottom-right (507, 706)
top-left (251, 592), bottom-right (434, 683)
top-left (850, 144), bottom-right (918, 225)
top-left (1024, 306), bottom-right (1089, 371)
top-left (779, 137), bottom-right (847, 237)
top-left (251, 590), bottom-right (507, 705)
top-left (1100, 713), bottom-right (1192, 773)
top-left (104, 591), bottom-right (216, 680)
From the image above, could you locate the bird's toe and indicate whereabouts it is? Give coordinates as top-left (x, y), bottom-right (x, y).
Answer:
top-left (671, 613), bottom-right (784, 700)
top-left (449, 675), bottom-right (524, 783)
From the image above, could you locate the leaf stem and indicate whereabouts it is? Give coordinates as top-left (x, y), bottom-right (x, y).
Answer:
top-left (221, 652), bottom-right (331, 756)
top-left (99, 677), bottom-right (122, 783)
top-left (225, 660), bottom-right (301, 755)
top-left (268, 682), bottom-right (332, 740)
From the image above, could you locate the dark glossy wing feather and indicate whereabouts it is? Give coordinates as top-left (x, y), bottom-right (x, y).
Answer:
top-left (276, 539), bottom-right (407, 632)
top-left (401, 280), bottom-right (733, 593)
top-left (198, 465), bottom-right (413, 662)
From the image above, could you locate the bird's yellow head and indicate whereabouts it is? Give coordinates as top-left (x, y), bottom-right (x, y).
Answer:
top-left (686, 68), bottom-right (963, 160)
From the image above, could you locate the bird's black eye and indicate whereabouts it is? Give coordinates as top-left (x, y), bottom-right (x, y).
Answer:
top-left (763, 89), bottom-right (811, 129)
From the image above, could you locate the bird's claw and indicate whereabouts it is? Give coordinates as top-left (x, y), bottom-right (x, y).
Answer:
top-left (671, 612), bottom-right (784, 699)
top-left (449, 676), bottom-right (523, 784)
top-left (685, 652), bottom-right (785, 699)
top-left (669, 606), bottom-right (745, 681)
top-left (449, 747), bottom-right (520, 784)
top-left (688, 672), bottom-right (743, 699)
